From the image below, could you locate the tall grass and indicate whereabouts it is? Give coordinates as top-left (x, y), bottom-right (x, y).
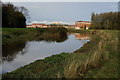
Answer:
top-left (2, 27), bottom-right (68, 44)
top-left (2, 29), bottom-right (119, 78)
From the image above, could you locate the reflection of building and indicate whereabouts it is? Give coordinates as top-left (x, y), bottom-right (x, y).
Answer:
top-left (75, 21), bottom-right (91, 29)
top-left (74, 33), bottom-right (89, 40)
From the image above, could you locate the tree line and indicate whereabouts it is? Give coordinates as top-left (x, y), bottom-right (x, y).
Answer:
top-left (2, 3), bottom-right (29, 28)
top-left (90, 12), bottom-right (119, 30)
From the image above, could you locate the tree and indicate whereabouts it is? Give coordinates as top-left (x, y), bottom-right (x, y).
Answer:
top-left (2, 3), bottom-right (28, 28)
top-left (0, 2), bottom-right (2, 28)
top-left (91, 12), bottom-right (119, 30)
top-left (18, 6), bottom-right (30, 23)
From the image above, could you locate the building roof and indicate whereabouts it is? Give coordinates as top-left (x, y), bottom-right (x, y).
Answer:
top-left (44, 24), bottom-right (49, 26)
top-left (32, 23), bottom-right (45, 25)
top-left (69, 25), bottom-right (76, 26)
top-left (76, 21), bottom-right (91, 23)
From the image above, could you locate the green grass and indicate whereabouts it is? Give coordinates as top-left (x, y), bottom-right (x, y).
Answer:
top-left (2, 27), bottom-right (68, 45)
top-left (2, 29), bottom-right (119, 79)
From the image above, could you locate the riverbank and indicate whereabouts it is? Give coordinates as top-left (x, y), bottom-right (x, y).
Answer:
top-left (2, 29), bottom-right (118, 78)
top-left (2, 27), bottom-right (68, 44)
top-left (2, 28), bottom-right (68, 61)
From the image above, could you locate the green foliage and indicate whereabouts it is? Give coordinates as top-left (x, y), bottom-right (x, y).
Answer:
top-left (2, 3), bottom-right (27, 28)
top-left (2, 29), bottom-right (118, 78)
top-left (68, 28), bottom-right (91, 34)
top-left (2, 28), bottom-right (68, 67)
top-left (45, 27), bottom-right (68, 34)
top-left (91, 12), bottom-right (119, 30)
top-left (2, 28), bottom-right (68, 43)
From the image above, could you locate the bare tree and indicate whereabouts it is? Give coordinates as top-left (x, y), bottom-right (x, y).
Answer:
top-left (19, 6), bottom-right (31, 23)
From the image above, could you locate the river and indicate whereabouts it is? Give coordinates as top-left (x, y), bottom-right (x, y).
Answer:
top-left (0, 33), bottom-right (90, 74)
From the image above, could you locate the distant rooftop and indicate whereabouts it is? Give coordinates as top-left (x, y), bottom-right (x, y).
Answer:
top-left (76, 21), bottom-right (91, 23)
top-left (32, 23), bottom-right (45, 25)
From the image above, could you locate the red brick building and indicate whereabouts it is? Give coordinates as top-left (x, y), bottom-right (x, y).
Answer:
top-left (75, 21), bottom-right (91, 29)
top-left (27, 23), bottom-right (49, 28)
top-left (31, 23), bottom-right (46, 28)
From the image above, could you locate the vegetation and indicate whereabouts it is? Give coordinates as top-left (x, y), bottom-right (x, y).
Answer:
top-left (2, 29), bottom-right (118, 79)
top-left (91, 12), bottom-right (119, 30)
top-left (2, 3), bottom-right (29, 28)
top-left (2, 27), bottom-right (67, 42)
top-left (2, 27), bottom-right (68, 63)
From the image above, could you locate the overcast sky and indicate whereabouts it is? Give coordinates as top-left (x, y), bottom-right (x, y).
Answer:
top-left (2, 0), bottom-right (120, 2)
top-left (11, 2), bottom-right (118, 24)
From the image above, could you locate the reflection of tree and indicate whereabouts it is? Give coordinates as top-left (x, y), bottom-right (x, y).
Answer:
top-left (2, 33), bottom-right (68, 62)
top-left (56, 34), bottom-right (68, 42)
top-left (2, 41), bottom-right (27, 62)
top-left (36, 33), bottom-right (68, 43)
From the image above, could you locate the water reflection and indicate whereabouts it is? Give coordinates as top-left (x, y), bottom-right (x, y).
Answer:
top-left (41, 34), bottom-right (68, 42)
top-left (1, 33), bottom-right (90, 73)
top-left (75, 33), bottom-right (90, 40)
top-left (2, 34), bottom-right (68, 62)
top-left (2, 41), bottom-right (27, 62)
top-left (69, 33), bottom-right (90, 40)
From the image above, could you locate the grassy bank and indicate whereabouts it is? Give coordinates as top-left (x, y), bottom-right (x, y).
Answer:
top-left (2, 27), bottom-right (68, 44)
top-left (2, 27), bottom-right (68, 65)
top-left (2, 29), bottom-right (118, 78)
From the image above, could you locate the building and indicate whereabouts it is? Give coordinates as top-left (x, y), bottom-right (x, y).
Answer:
top-left (43, 24), bottom-right (50, 28)
top-left (26, 25), bottom-right (32, 28)
top-left (68, 25), bottom-right (76, 28)
top-left (49, 22), bottom-right (69, 28)
top-left (31, 23), bottom-right (46, 28)
top-left (26, 20), bottom-right (91, 29)
top-left (75, 21), bottom-right (91, 29)
top-left (26, 23), bottom-right (50, 28)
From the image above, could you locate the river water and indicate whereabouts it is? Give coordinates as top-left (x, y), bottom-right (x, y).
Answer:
top-left (0, 34), bottom-right (90, 74)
